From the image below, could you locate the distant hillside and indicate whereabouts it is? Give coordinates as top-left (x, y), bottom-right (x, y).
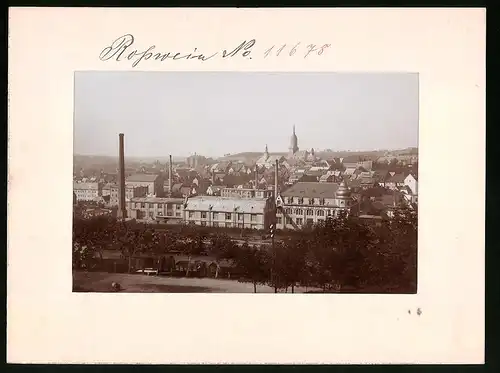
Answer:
top-left (74, 154), bottom-right (187, 165)
top-left (219, 152), bottom-right (287, 162)
top-left (219, 147), bottom-right (417, 162)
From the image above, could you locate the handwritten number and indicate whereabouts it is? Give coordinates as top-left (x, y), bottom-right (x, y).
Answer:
top-left (263, 42), bottom-right (328, 59)
top-left (305, 44), bottom-right (317, 58)
top-left (289, 42), bottom-right (300, 56)
top-left (318, 44), bottom-right (331, 55)
top-left (264, 46), bottom-right (274, 58)
top-left (276, 44), bottom-right (286, 57)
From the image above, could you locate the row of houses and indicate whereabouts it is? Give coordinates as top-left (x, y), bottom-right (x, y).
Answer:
top-left (120, 180), bottom-right (406, 231)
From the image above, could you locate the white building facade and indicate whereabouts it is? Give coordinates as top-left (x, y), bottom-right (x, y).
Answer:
top-left (73, 181), bottom-right (103, 202)
top-left (127, 197), bottom-right (185, 223)
top-left (184, 196), bottom-right (274, 230)
top-left (276, 181), bottom-right (357, 229)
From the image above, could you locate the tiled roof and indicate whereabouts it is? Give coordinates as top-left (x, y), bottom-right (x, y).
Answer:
top-left (130, 197), bottom-right (184, 204)
top-left (281, 182), bottom-right (341, 198)
top-left (73, 182), bottom-right (100, 190)
top-left (185, 196), bottom-right (268, 213)
top-left (386, 173), bottom-right (406, 183)
top-left (126, 174), bottom-right (159, 182)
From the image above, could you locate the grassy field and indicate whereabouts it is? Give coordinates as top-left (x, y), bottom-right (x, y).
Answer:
top-left (73, 271), bottom-right (318, 293)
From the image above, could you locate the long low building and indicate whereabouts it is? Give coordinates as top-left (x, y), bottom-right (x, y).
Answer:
top-left (127, 197), bottom-right (185, 223)
top-left (184, 196), bottom-right (274, 230)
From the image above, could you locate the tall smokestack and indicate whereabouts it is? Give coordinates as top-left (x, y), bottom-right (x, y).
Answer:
top-left (169, 155), bottom-right (173, 197)
top-left (275, 160), bottom-right (279, 200)
top-left (118, 133), bottom-right (127, 219)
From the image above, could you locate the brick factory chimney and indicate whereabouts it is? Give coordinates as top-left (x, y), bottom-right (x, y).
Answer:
top-left (118, 133), bottom-right (127, 219)
top-left (169, 155), bottom-right (173, 197)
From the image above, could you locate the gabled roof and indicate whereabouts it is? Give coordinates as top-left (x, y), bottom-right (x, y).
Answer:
top-left (73, 182), bottom-right (100, 190)
top-left (126, 174), bottom-right (159, 182)
top-left (406, 172), bottom-right (418, 181)
top-left (373, 170), bottom-right (389, 180)
top-left (386, 173), bottom-right (406, 183)
top-left (130, 197), bottom-right (184, 204)
top-left (281, 182), bottom-right (341, 198)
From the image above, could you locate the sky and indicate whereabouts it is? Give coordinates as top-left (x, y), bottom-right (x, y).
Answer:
top-left (74, 72), bottom-right (418, 158)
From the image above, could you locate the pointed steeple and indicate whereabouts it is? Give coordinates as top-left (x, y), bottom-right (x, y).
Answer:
top-left (289, 125), bottom-right (299, 155)
top-left (264, 144), bottom-right (269, 159)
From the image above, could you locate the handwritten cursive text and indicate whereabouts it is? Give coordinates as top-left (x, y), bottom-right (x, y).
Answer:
top-left (99, 34), bottom-right (218, 67)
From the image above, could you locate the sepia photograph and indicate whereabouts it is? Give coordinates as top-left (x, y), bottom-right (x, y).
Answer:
top-left (72, 71), bottom-right (419, 294)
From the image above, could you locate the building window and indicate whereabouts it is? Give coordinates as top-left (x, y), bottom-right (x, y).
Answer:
top-left (238, 213), bottom-right (243, 221)
top-left (308, 198), bottom-right (315, 205)
top-left (201, 212), bottom-right (207, 219)
top-left (307, 218), bottom-right (314, 225)
top-left (276, 217), bottom-right (282, 224)
top-left (238, 223), bottom-right (244, 229)
top-left (298, 198), bottom-right (303, 205)
top-left (213, 212), bottom-right (218, 220)
top-left (319, 198), bottom-right (325, 205)
top-left (296, 218), bottom-right (303, 225)
top-left (226, 213), bottom-right (232, 220)
top-left (295, 209), bottom-right (301, 215)
top-left (189, 212), bottom-right (194, 219)
top-left (286, 217), bottom-right (292, 225)
top-left (201, 221), bottom-right (206, 227)
top-left (317, 210), bottom-right (325, 216)
top-left (306, 209), bottom-right (314, 216)
top-left (176, 212), bottom-right (181, 217)
top-left (141, 203), bottom-right (145, 208)
top-left (213, 222), bottom-right (219, 228)
top-left (251, 214), bottom-right (257, 222)
top-left (225, 223), bottom-right (231, 228)
top-left (287, 197), bottom-right (292, 204)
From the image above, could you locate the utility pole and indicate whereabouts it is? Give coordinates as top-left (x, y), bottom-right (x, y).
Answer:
top-left (270, 222), bottom-right (277, 293)
top-left (272, 159), bottom-right (279, 293)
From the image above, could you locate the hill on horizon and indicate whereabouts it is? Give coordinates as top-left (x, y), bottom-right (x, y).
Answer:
top-left (219, 147), bottom-right (418, 161)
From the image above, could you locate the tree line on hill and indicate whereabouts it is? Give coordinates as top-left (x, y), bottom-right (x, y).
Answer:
top-left (73, 206), bottom-right (417, 293)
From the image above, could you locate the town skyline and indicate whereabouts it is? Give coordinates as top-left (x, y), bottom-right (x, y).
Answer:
top-left (74, 72), bottom-right (419, 158)
top-left (73, 143), bottom-right (419, 162)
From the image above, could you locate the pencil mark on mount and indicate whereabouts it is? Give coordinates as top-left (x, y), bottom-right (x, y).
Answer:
top-left (99, 34), bottom-right (218, 68)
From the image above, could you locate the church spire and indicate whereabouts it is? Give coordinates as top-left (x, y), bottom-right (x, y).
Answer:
top-left (289, 125), bottom-right (299, 155)
top-left (264, 144), bottom-right (269, 159)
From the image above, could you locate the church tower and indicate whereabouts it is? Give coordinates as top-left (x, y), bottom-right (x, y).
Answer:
top-left (264, 144), bottom-right (269, 160)
top-left (289, 125), bottom-right (299, 155)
